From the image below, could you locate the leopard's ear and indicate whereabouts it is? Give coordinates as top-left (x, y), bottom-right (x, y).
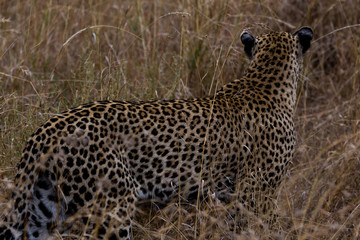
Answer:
top-left (241, 32), bottom-right (255, 58)
top-left (294, 27), bottom-right (313, 54)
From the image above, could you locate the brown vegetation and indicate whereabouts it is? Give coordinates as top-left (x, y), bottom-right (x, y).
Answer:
top-left (1, 0), bottom-right (359, 239)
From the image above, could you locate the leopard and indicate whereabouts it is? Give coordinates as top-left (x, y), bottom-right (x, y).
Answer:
top-left (0, 27), bottom-right (313, 240)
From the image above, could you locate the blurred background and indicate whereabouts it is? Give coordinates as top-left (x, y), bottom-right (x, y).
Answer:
top-left (0, 0), bottom-right (359, 239)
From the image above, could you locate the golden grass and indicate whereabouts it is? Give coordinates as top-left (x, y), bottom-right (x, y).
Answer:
top-left (1, 0), bottom-right (359, 239)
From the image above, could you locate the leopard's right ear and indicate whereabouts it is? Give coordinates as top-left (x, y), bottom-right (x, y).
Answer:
top-left (241, 32), bottom-right (255, 58)
top-left (294, 27), bottom-right (313, 54)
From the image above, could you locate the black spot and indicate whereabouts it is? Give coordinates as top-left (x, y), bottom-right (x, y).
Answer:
top-left (2, 228), bottom-right (13, 239)
top-left (31, 147), bottom-right (38, 155)
top-left (74, 176), bottom-right (82, 183)
top-left (36, 179), bottom-right (51, 190)
top-left (71, 147), bottom-right (78, 155)
top-left (76, 157), bottom-right (85, 167)
top-left (44, 122), bottom-right (52, 128)
top-left (61, 146), bottom-right (69, 155)
top-left (38, 201), bottom-right (53, 219)
top-left (66, 201), bottom-right (78, 215)
top-left (67, 125), bottom-right (75, 135)
top-left (119, 229), bottom-right (128, 238)
top-left (66, 157), bottom-right (74, 168)
top-left (81, 168), bottom-right (89, 180)
top-left (147, 182), bottom-right (154, 191)
top-left (173, 104), bottom-right (183, 110)
top-left (48, 193), bottom-right (60, 202)
top-left (73, 193), bottom-right (84, 207)
top-left (151, 128), bottom-right (158, 136)
top-left (145, 171), bottom-right (153, 179)
top-left (32, 231), bottom-right (39, 238)
top-left (98, 226), bottom-right (106, 236)
top-left (85, 192), bottom-right (92, 201)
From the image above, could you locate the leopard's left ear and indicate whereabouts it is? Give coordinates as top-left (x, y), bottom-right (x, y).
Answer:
top-left (241, 32), bottom-right (255, 58)
top-left (294, 27), bottom-right (313, 54)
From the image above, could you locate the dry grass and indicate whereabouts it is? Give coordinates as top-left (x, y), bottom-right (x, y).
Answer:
top-left (1, 0), bottom-right (359, 239)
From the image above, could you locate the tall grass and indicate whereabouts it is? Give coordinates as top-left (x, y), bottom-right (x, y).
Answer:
top-left (1, 0), bottom-right (359, 239)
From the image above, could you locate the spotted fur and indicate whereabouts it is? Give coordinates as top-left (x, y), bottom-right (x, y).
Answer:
top-left (0, 27), bottom-right (313, 239)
